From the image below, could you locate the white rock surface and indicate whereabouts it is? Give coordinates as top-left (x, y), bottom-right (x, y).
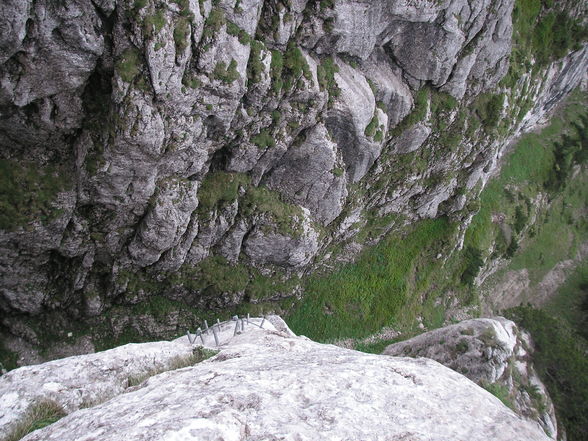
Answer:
top-left (383, 317), bottom-right (558, 438)
top-left (3, 317), bottom-right (551, 441)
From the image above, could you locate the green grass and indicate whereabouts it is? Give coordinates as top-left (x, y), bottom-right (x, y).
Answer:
top-left (251, 129), bottom-right (275, 148)
top-left (465, 90), bottom-right (588, 271)
top-left (196, 171), bottom-right (250, 212)
top-left (201, 7), bottom-right (225, 41)
top-left (213, 59), bottom-right (239, 83)
top-left (545, 262), bottom-right (588, 340)
top-left (3, 400), bottom-right (66, 441)
top-left (482, 382), bottom-right (515, 410)
top-left (270, 50), bottom-right (284, 93)
top-left (115, 48), bottom-right (141, 83)
top-left (317, 56), bottom-right (340, 105)
top-left (505, 306), bottom-right (588, 441)
top-left (173, 17), bottom-right (191, 51)
top-left (0, 160), bottom-right (71, 231)
top-left (287, 218), bottom-right (457, 341)
top-left (247, 40), bottom-right (265, 84)
top-left (144, 9), bottom-right (166, 36)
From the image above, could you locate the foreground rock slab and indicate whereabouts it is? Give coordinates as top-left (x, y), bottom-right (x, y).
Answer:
top-left (7, 318), bottom-right (550, 441)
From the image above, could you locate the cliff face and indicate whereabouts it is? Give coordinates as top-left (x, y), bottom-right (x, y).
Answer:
top-left (0, 0), bottom-right (587, 358)
top-left (0, 317), bottom-right (552, 441)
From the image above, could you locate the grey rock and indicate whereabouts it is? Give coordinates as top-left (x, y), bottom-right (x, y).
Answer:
top-left (243, 211), bottom-right (319, 268)
top-left (384, 317), bottom-right (558, 438)
top-left (266, 124), bottom-right (347, 225)
top-left (128, 179), bottom-right (199, 267)
top-left (390, 122), bottom-right (431, 154)
top-left (9, 322), bottom-right (552, 441)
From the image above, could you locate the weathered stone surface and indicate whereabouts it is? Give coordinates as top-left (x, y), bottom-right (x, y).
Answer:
top-left (384, 317), bottom-right (558, 438)
top-left (7, 318), bottom-right (551, 441)
top-left (243, 210), bottom-right (319, 268)
top-left (266, 124), bottom-right (347, 225)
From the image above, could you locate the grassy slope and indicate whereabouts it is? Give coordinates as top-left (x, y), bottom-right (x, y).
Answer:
top-left (287, 89), bottom-right (588, 344)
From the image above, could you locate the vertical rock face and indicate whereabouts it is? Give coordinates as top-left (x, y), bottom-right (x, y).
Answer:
top-left (0, 0), bottom-right (586, 355)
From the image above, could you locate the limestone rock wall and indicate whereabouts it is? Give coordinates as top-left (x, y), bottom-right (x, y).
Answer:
top-left (0, 0), bottom-right (586, 357)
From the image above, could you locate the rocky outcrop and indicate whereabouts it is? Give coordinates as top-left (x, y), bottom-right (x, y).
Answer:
top-left (1, 317), bottom-right (551, 441)
top-left (0, 0), bottom-right (587, 360)
top-left (384, 317), bottom-right (558, 439)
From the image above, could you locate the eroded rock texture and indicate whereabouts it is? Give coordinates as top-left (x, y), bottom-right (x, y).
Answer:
top-left (2, 318), bottom-right (551, 441)
top-left (384, 317), bottom-right (559, 439)
top-left (0, 0), bottom-right (586, 358)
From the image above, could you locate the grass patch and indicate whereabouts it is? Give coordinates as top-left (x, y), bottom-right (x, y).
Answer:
top-left (247, 40), bottom-right (265, 84)
top-left (173, 17), bottom-right (191, 51)
top-left (482, 382), bottom-right (515, 410)
top-left (115, 48), bottom-right (141, 83)
top-left (213, 59), bottom-right (239, 84)
top-left (127, 347), bottom-right (218, 387)
top-left (251, 129), bottom-right (275, 148)
top-left (0, 160), bottom-right (71, 231)
top-left (545, 262), bottom-right (588, 341)
top-left (287, 218), bottom-right (456, 341)
top-left (3, 400), bottom-right (66, 441)
top-left (465, 90), bottom-right (588, 275)
top-left (197, 172), bottom-right (250, 212)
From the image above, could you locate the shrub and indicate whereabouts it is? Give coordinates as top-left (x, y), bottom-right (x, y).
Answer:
top-left (251, 129), bottom-right (275, 148)
top-left (213, 59), bottom-right (239, 83)
top-left (247, 40), bottom-right (265, 84)
top-left (173, 17), bottom-right (191, 51)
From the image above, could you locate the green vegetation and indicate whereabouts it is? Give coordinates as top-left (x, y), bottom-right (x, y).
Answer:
top-left (173, 17), bottom-right (191, 51)
top-left (115, 48), bottom-right (141, 83)
top-left (3, 400), bottom-right (66, 441)
top-left (545, 262), bottom-right (588, 340)
top-left (474, 93), bottom-right (504, 132)
top-left (283, 42), bottom-right (312, 90)
top-left (182, 73), bottom-right (200, 89)
top-left (288, 218), bottom-right (460, 341)
top-left (197, 172), bottom-right (250, 212)
top-left (144, 9), bottom-right (166, 35)
top-left (269, 43), bottom-right (312, 93)
top-left (465, 90), bottom-right (588, 281)
top-left (317, 57), bottom-right (340, 105)
top-left (504, 0), bottom-right (588, 87)
top-left (247, 40), bottom-right (265, 84)
top-left (481, 382), bottom-right (515, 410)
top-left (505, 306), bottom-right (588, 441)
top-left (251, 129), bottom-right (275, 148)
top-left (391, 87), bottom-right (429, 136)
top-left (241, 186), bottom-right (304, 236)
top-left (201, 7), bottom-right (225, 42)
top-left (270, 50), bottom-right (284, 93)
top-left (0, 160), bottom-right (71, 231)
top-left (226, 20), bottom-right (251, 45)
top-left (213, 59), bottom-right (239, 83)
top-left (127, 348), bottom-right (217, 387)
top-left (364, 115), bottom-right (379, 138)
